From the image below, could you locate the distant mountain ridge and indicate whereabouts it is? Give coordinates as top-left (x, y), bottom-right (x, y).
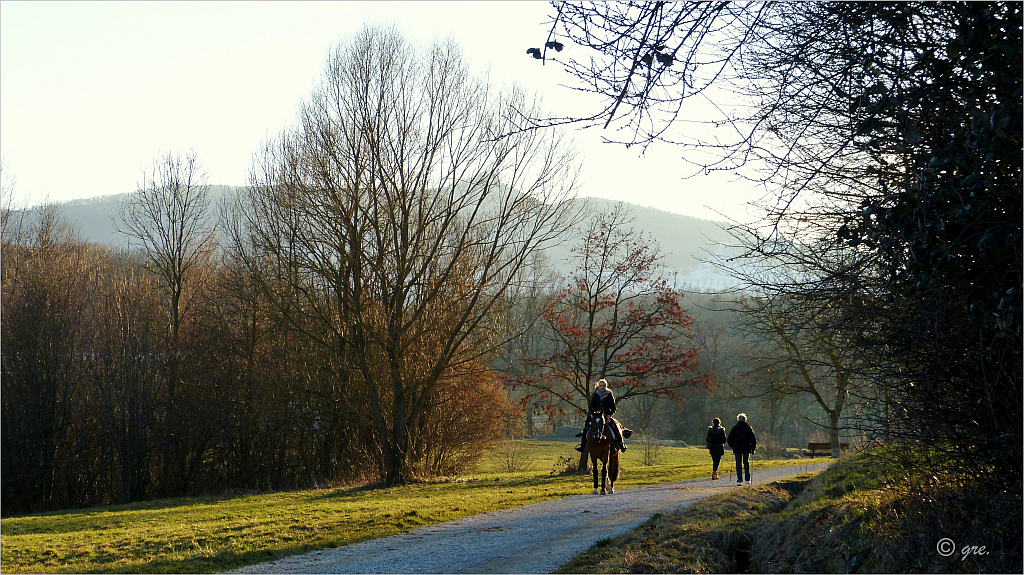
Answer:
top-left (38, 187), bottom-right (739, 291)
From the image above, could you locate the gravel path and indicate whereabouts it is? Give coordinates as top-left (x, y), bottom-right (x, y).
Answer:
top-left (234, 462), bottom-right (830, 574)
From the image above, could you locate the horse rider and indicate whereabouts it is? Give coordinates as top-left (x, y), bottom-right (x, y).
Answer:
top-left (575, 378), bottom-right (628, 453)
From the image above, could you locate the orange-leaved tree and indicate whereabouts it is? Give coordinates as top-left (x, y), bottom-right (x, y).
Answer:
top-left (518, 204), bottom-right (708, 469)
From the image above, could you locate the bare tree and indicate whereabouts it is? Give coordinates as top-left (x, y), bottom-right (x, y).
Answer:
top-left (84, 252), bottom-right (164, 503)
top-left (116, 149), bottom-right (217, 494)
top-left (729, 235), bottom-right (874, 457)
top-left (1, 157), bottom-right (21, 242)
top-left (738, 298), bottom-right (856, 457)
top-left (1, 205), bottom-right (91, 513)
top-left (493, 250), bottom-right (560, 437)
top-left (229, 27), bottom-right (580, 486)
top-left (117, 150), bottom-right (216, 348)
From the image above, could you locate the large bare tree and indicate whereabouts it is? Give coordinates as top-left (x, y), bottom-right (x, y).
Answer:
top-left (229, 27), bottom-right (580, 486)
top-left (738, 293), bottom-right (867, 458)
top-left (116, 149), bottom-right (217, 494)
top-left (117, 150), bottom-right (216, 348)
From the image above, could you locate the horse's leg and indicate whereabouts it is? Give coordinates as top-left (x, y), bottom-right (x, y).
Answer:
top-left (590, 452), bottom-right (599, 494)
top-left (600, 454), bottom-right (608, 495)
top-left (608, 451), bottom-right (619, 494)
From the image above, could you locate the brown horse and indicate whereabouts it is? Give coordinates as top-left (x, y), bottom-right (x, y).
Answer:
top-left (586, 412), bottom-right (620, 495)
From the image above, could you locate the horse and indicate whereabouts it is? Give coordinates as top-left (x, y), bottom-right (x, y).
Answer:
top-left (585, 411), bottom-right (620, 495)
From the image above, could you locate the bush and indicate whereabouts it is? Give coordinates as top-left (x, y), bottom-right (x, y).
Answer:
top-left (496, 439), bottom-right (534, 474)
top-left (551, 455), bottom-right (579, 476)
top-left (638, 428), bottom-right (663, 466)
top-left (751, 432), bottom-right (791, 461)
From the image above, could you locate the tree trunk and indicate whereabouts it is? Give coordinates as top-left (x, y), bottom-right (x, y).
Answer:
top-left (829, 412), bottom-right (842, 458)
top-left (385, 405), bottom-right (410, 486)
top-left (384, 442), bottom-right (409, 486)
top-left (161, 357), bottom-right (178, 496)
top-left (768, 397), bottom-right (780, 438)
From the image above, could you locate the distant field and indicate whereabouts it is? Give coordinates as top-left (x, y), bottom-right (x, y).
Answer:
top-left (0, 440), bottom-right (808, 574)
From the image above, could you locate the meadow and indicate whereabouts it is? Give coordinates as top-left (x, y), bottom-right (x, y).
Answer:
top-left (0, 439), bottom-right (805, 574)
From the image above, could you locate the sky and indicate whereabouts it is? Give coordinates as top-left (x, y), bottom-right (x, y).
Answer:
top-left (1, 1), bottom-right (761, 222)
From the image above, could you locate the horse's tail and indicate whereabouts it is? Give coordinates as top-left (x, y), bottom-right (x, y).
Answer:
top-left (609, 450), bottom-right (620, 483)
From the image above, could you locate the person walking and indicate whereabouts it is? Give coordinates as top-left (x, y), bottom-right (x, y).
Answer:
top-left (727, 413), bottom-right (757, 484)
top-left (705, 418), bottom-right (727, 480)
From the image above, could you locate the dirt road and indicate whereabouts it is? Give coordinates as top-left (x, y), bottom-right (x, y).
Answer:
top-left (234, 462), bottom-right (830, 574)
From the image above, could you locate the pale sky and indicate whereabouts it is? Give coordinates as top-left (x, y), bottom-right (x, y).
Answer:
top-left (1, 1), bottom-right (760, 222)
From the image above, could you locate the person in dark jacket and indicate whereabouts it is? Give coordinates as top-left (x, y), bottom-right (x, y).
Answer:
top-left (727, 413), bottom-right (757, 484)
top-left (575, 379), bottom-right (627, 453)
top-left (705, 418), bottom-right (727, 480)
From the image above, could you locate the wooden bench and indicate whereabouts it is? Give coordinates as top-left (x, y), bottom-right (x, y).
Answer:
top-left (802, 442), bottom-right (849, 457)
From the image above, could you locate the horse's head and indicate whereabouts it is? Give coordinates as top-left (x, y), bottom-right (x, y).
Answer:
top-left (592, 412), bottom-right (606, 440)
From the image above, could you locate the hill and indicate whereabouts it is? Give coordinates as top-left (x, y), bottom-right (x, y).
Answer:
top-left (554, 197), bottom-right (740, 290)
top-left (27, 189), bottom-right (740, 291)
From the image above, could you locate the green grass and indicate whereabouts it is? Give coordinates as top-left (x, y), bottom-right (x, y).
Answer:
top-left (475, 438), bottom-right (808, 486)
top-left (0, 440), bottom-right (812, 574)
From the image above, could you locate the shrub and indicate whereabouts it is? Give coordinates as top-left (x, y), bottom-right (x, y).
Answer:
top-left (752, 432), bottom-right (790, 460)
top-left (638, 428), bottom-right (663, 466)
top-left (551, 455), bottom-right (579, 476)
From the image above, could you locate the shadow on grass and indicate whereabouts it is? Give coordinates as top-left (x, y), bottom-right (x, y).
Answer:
top-left (116, 544), bottom-right (311, 574)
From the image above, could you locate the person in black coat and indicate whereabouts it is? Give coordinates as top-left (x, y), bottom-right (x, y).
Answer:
top-left (575, 379), bottom-right (627, 453)
top-left (705, 418), bottom-right (727, 480)
top-left (727, 413), bottom-right (757, 484)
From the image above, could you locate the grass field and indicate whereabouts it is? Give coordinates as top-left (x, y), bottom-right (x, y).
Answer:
top-left (0, 440), bottom-right (809, 574)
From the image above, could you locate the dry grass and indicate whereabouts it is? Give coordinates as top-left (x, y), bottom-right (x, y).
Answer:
top-left (559, 479), bottom-right (809, 573)
top-left (559, 452), bottom-right (1023, 574)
